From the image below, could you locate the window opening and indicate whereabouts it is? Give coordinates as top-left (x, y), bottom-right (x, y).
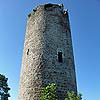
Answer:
top-left (44, 4), bottom-right (53, 8)
top-left (27, 49), bottom-right (29, 55)
top-left (44, 4), bottom-right (53, 11)
top-left (58, 51), bottom-right (63, 63)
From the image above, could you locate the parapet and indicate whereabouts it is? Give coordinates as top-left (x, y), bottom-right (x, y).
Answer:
top-left (28, 3), bottom-right (68, 18)
top-left (36, 3), bottom-right (64, 11)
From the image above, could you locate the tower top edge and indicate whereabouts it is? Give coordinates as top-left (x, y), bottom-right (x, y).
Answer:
top-left (35, 3), bottom-right (64, 11)
top-left (28, 3), bottom-right (69, 18)
top-left (37, 3), bottom-right (64, 8)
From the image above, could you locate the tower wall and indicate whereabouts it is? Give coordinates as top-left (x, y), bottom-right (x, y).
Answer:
top-left (18, 4), bottom-right (77, 100)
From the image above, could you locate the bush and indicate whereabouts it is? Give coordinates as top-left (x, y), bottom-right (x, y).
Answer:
top-left (40, 83), bottom-right (82, 100)
top-left (40, 83), bottom-right (57, 100)
top-left (65, 91), bottom-right (82, 100)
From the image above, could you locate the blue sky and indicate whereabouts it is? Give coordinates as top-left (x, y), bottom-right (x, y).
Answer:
top-left (0, 0), bottom-right (100, 100)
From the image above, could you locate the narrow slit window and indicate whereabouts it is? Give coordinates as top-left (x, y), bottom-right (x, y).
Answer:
top-left (58, 52), bottom-right (63, 63)
top-left (27, 49), bottom-right (29, 55)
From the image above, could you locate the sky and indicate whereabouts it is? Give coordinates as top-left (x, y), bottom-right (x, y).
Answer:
top-left (0, 0), bottom-right (100, 100)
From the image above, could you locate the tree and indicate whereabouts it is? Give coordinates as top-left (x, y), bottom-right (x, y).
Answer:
top-left (64, 91), bottom-right (82, 100)
top-left (40, 83), bottom-right (57, 100)
top-left (0, 74), bottom-right (10, 100)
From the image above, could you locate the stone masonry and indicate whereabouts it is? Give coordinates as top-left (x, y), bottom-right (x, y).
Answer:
top-left (18, 4), bottom-right (77, 100)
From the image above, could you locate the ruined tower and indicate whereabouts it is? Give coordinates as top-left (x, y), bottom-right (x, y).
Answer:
top-left (18, 4), bottom-right (77, 100)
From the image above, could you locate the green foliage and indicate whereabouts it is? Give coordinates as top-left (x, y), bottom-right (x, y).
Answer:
top-left (40, 83), bottom-right (57, 100)
top-left (40, 83), bottom-right (82, 100)
top-left (64, 91), bottom-right (82, 100)
top-left (0, 74), bottom-right (10, 100)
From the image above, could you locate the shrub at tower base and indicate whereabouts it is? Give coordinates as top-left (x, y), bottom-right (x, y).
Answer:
top-left (40, 83), bottom-right (57, 100)
top-left (64, 91), bottom-right (82, 100)
top-left (40, 83), bottom-right (82, 100)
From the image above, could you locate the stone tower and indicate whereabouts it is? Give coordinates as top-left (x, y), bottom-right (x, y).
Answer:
top-left (18, 4), bottom-right (77, 100)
